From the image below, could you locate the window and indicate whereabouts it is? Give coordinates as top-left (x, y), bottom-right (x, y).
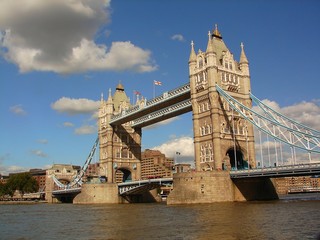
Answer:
top-left (116, 149), bottom-right (120, 158)
top-left (207, 125), bottom-right (211, 134)
top-left (121, 148), bottom-right (128, 158)
top-left (199, 57), bottom-right (203, 68)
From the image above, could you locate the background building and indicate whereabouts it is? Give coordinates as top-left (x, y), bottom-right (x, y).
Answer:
top-left (274, 176), bottom-right (320, 194)
top-left (29, 169), bottom-right (46, 191)
top-left (141, 149), bottom-right (174, 179)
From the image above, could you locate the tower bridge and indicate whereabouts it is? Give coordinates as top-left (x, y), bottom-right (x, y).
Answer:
top-left (50, 25), bottom-right (320, 204)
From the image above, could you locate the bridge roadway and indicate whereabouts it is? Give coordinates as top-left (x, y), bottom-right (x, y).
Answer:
top-left (109, 83), bottom-right (191, 127)
top-left (118, 178), bottom-right (173, 196)
top-left (52, 187), bottom-right (82, 195)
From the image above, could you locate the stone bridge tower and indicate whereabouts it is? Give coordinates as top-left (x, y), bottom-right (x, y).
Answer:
top-left (189, 25), bottom-right (256, 172)
top-left (168, 25), bottom-right (259, 204)
top-left (98, 84), bottom-right (141, 183)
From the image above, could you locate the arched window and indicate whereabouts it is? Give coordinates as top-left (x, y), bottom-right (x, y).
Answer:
top-left (199, 57), bottom-right (203, 68)
top-left (121, 148), bottom-right (128, 158)
top-left (207, 125), bottom-right (211, 134)
top-left (202, 126), bottom-right (206, 136)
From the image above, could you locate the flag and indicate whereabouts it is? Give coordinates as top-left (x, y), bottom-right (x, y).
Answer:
top-left (134, 90), bottom-right (141, 95)
top-left (154, 80), bottom-right (162, 86)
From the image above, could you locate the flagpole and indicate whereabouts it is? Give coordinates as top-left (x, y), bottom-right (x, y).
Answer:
top-left (132, 90), bottom-right (134, 105)
top-left (153, 81), bottom-right (155, 98)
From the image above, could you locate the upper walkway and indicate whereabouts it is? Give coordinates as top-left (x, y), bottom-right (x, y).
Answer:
top-left (109, 83), bottom-right (191, 127)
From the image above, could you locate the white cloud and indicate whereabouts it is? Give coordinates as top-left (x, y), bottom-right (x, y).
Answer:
top-left (0, 0), bottom-right (157, 73)
top-left (171, 34), bottom-right (185, 42)
top-left (63, 122), bottom-right (75, 127)
top-left (75, 125), bottom-right (96, 135)
top-left (0, 165), bottom-right (28, 175)
top-left (51, 97), bottom-right (100, 115)
top-left (281, 101), bottom-right (320, 130)
top-left (31, 149), bottom-right (48, 158)
top-left (9, 104), bottom-right (26, 115)
top-left (152, 136), bottom-right (194, 158)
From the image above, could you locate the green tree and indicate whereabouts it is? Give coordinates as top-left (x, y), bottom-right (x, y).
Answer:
top-left (6, 173), bottom-right (39, 197)
top-left (0, 182), bottom-right (5, 197)
top-left (0, 181), bottom-right (14, 197)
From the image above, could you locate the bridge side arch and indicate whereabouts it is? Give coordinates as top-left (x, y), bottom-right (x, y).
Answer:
top-left (115, 166), bottom-right (133, 183)
top-left (225, 146), bottom-right (249, 170)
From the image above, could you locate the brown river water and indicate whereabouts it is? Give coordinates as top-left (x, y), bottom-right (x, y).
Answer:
top-left (0, 193), bottom-right (319, 240)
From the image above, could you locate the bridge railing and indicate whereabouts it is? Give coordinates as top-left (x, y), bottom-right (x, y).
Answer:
top-left (231, 163), bottom-right (320, 173)
top-left (230, 163), bottom-right (320, 178)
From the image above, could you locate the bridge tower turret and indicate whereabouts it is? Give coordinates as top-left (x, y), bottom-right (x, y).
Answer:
top-left (189, 24), bottom-right (256, 172)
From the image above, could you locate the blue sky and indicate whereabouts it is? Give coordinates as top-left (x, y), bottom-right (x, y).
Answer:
top-left (1, 0), bottom-right (320, 174)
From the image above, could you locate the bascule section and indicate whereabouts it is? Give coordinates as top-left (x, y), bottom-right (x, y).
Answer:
top-left (189, 25), bottom-right (255, 172)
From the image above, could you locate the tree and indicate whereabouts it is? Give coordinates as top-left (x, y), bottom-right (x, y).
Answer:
top-left (0, 182), bottom-right (5, 197)
top-left (6, 172), bottom-right (39, 197)
top-left (0, 181), bottom-right (14, 197)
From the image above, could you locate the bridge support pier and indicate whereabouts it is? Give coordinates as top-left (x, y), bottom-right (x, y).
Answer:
top-left (73, 183), bottom-right (126, 204)
top-left (167, 171), bottom-right (278, 204)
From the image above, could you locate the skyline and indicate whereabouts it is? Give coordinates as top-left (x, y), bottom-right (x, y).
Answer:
top-left (1, 0), bottom-right (320, 175)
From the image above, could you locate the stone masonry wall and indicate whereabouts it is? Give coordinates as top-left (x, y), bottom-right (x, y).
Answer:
top-left (167, 171), bottom-right (237, 204)
top-left (73, 183), bottom-right (126, 204)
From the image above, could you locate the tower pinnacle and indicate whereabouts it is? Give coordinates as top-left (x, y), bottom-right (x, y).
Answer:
top-left (240, 42), bottom-right (249, 63)
top-left (212, 24), bottom-right (222, 39)
top-left (206, 30), bottom-right (214, 53)
top-left (107, 88), bottom-right (113, 103)
top-left (189, 41), bottom-right (196, 63)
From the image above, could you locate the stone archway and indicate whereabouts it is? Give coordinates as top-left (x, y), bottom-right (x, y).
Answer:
top-left (115, 168), bottom-right (132, 183)
top-left (226, 148), bottom-right (246, 170)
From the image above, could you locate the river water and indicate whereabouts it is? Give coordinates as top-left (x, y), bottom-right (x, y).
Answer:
top-left (1, 194), bottom-right (319, 240)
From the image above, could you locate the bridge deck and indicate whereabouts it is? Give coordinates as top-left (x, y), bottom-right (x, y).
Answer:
top-left (118, 178), bottom-right (173, 196)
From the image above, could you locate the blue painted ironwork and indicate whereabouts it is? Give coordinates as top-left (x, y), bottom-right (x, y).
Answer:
top-left (52, 137), bottom-right (99, 189)
top-left (110, 83), bottom-right (191, 125)
top-left (215, 84), bottom-right (320, 154)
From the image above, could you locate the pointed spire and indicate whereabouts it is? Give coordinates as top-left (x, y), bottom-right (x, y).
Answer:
top-left (206, 30), bottom-right (214, 53)
top-left (212, 24), bottom-right (222, 39)
top-left (240, 42), bottom-right (248, 63)
top-left (189, 41), bottom-right (196, 62)
top-left (107, 88), bottom-right (113, 103)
